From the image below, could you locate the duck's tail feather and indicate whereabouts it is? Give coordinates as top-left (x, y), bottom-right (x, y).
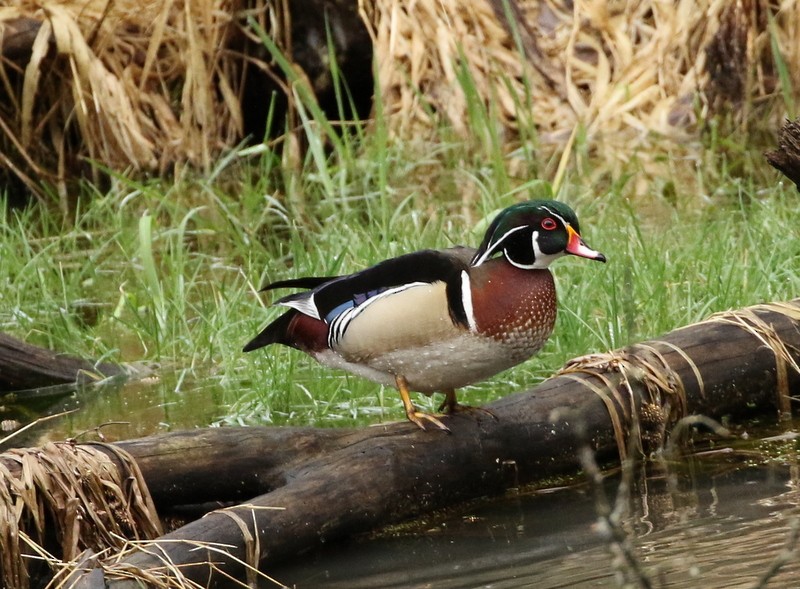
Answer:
top-left (260, 276), bottom-right (336, 292)
top-left (242, 311), bottom-right (295, 352)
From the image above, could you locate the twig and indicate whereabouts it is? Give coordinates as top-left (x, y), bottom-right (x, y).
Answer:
top-left (0, 409), bottom-right (78, 447)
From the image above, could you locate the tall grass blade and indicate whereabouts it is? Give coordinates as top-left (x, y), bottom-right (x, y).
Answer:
top-left (249, 16), bottom-right (345, 156)
top-left (768, 12), bottom-right (795, 119)
top-left (137, 212), bottom-right (167, 336)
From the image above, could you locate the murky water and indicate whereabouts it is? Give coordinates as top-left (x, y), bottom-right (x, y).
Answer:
top-left (269, 457), bottom-right (800, 588)
top-left (0, 371), bottom-right (228, 449)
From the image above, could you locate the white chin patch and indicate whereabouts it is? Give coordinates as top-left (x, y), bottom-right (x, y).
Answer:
top-left (536, 252), bottom-right (564, 268)
top-left (505, 250), bottom-right (563, 270)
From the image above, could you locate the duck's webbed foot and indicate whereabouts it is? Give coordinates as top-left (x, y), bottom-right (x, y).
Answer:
top-left (438, 389), bottom-right (498, 420)
top-left (395, 375), bottom-right (450, 432)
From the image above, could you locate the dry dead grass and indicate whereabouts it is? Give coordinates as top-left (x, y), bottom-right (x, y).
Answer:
top-left (360, 0), bottom-right (799, 156)
top-left (0, 441), bottom-right (161, 589)
top-left (0, 0), bottom-right (273, 199)
top-left (0, 0), bottom-right (797, 195)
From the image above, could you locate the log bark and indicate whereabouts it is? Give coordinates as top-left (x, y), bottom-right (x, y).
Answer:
top-left (62, 299), bottom-right (800, 588)
top-left (0, 333), bottom-right (124, 393)
top-left (765, 117), bottom-right (800, 191)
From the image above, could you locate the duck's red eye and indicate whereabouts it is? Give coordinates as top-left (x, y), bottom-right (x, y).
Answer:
top-left (541, 217), bottom-right (557, 230)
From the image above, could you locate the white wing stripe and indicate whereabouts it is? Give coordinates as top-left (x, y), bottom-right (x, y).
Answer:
top-left (279, 292), bottom-right (321, 320)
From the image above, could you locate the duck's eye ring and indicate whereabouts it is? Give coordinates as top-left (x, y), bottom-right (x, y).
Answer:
top-left (541, 217), bottom-right (557, 230)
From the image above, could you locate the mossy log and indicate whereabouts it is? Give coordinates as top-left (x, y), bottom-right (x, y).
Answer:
top-left (58, 299), bottom-right (800, 588)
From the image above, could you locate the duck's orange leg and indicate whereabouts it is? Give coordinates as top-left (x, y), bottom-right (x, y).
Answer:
top-left (396, 375), bottom-right (450, 432)
top-left (438, 389), bottom-right (498, 420)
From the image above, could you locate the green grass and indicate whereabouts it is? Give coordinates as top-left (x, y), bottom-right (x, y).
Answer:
top-left (0, 44), bottom-right (797, 433)
top-left (0, 133), bottom-right (797, 434)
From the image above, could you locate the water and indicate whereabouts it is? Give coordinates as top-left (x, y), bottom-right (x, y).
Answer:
top-left (270, 458), bottom-right (800, 588)
top-left (0, 371), bottom-right (228, 449)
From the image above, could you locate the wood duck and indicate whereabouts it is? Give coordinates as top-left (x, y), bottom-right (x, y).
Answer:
top-left (244, 200), bottom-right (606, 431)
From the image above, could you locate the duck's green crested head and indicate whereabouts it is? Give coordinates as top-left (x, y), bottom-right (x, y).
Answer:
top-left (471, 200), bottom-right (606, 269)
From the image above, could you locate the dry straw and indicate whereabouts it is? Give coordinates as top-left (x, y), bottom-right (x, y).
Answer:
top-left (554, 300), bottom-right (800, 462)
top-left (360, 0), bottom-right (799, 142)
top-left (0, 441), bottom-right (162, 589)
top-left (360, 0), bottom-right (800, 198)
top-left (0, 0), bottom-right (798, 194)
top-left (0, 0), bottom-right (257, 197)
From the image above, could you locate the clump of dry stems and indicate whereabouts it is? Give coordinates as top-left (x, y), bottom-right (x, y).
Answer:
top-left (0, 441), bottom-right (161, 589)
top-left (0, 0), bottom-right (798, 195)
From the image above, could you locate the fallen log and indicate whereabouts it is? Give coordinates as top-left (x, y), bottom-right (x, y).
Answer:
top-left (0, 332), bottom-right (123, 392)
top-left (56, 299), bottom-right (800, 588)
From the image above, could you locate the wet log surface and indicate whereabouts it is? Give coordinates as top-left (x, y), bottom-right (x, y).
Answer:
top-left (0, 332), bottom-right (123, 393)
top-left (60, 299), bottom-right (800, 588)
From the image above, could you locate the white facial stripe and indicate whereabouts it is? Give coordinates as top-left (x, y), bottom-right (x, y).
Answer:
top-left (473, 224), bottom-right (527, 266)
top-left (460, 271), bottom-right (477, 332)
top-left (503, 247), bottom-right (536, 269)
top-left (504, 229), bottom-right (563, 270)
top-left (535, 208), bottom-right (572, 269)
top-left (531, 229), bottom-right (543, 261)
top-left (540, 206), bottom-right (570, 229)
top-left (503, 229), bottom-right (539, 269)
